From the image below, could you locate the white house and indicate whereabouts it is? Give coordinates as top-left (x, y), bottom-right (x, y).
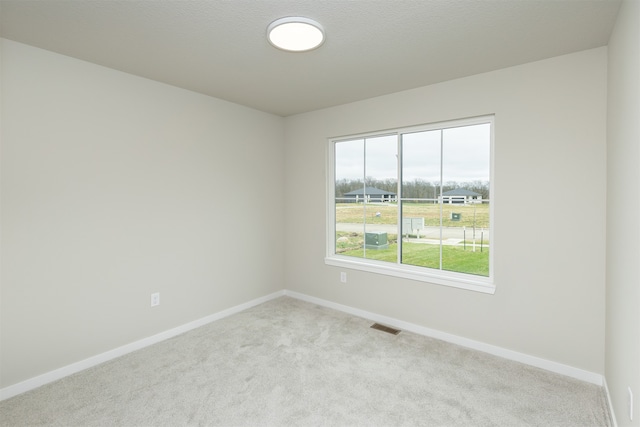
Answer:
top-left (441, 189), bottom-right (483, 204)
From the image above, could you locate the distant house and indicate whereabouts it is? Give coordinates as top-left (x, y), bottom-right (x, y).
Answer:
top-left (441, 189), bottom-right (483, 204)
top-left (343, 187), bottom-right (396, 202)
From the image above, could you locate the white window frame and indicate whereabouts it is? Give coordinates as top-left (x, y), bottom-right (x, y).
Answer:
top-left (325, 115), bottom-right (495, 294)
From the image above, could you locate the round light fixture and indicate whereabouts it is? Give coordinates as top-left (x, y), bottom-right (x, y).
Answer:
top-left (267, 17), bottom-right (325, 52)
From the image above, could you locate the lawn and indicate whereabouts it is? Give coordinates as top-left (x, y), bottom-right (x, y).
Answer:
top-left (336, 232), bottom-right (489, 277)
top-left (335, 202), bottom-right (489, 229)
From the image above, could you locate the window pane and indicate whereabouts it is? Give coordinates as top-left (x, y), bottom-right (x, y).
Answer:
top-left (401, 130), bottom-right (442, 268)
top-left (335, 139), bottom-right (365, 257)
top-left (441, 124), bottom-right (491, 277)
top-left (363, 135), bottom-right (397, 263)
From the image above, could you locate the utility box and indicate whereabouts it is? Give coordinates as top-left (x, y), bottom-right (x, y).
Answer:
top-left (450, 212), bottom-right (461, 221)
top-left (402, 217), bottom-right (425, 236)
top-left (365, 232), bottom-right (388, 250)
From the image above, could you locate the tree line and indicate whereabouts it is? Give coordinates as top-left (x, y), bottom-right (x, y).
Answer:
top-left (336, 178), bottom-right (490, 199)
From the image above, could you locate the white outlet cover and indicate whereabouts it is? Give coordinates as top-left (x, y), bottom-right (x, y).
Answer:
top-left (151, 292), bottom-right (160, 307)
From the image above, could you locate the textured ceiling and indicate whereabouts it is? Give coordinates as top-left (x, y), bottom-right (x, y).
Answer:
top-left (0, 0), bottom-right (622, 116)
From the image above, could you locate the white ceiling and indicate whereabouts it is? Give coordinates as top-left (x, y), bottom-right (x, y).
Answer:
top-left (0, 0), bottom-right (621, 117)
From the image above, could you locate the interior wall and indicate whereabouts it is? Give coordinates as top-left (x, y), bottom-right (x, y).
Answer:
top-left (606, 0), bottom-right (640, 425)
top-left (284, 48), bottom-right (607, 375)
top-left (0, 39), bottom-right (285, 388)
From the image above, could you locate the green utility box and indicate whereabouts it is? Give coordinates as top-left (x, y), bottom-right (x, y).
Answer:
top-left (365, 232), bottom-right (389, 250)
top-left (450, 212), bottom-right (461, 221)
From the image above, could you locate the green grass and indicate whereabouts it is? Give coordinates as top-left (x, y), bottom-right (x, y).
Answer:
top-left (335, 202), bottom-right (489, 229)
top-left (337, 235), bottom-right (489, 277)
top-left (334, 203), bottom-right (490, 277)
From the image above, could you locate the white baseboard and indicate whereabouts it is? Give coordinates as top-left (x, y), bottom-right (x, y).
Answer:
top-left (0, 290), bottom-right (285, 401)
top-left (284, 290), bottom-right (604, 386)
top-left (604, 377), bottom-right (619, 427)
top-left (1, 288), bottom-right (605, 402)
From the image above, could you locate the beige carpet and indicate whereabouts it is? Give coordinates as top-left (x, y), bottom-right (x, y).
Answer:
top-left (0, 297), bottom-right (611, 426)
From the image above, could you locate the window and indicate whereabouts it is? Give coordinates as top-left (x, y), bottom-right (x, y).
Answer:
top-left (326, 116), bottom-right (494, 293)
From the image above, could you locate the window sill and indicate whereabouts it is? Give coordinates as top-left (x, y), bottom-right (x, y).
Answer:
top-left (325, 256), bottom-right (496, 294)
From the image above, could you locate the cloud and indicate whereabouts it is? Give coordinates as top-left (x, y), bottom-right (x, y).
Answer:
top-left (335, 123), bottom-right (490, 183)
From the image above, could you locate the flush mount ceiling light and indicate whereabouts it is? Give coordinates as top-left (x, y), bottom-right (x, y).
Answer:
top-left (267, 17), bottom-right (325, 52)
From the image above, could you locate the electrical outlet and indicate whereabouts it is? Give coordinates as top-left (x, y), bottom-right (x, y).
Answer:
top-left (340, 272), bottom-right (347, 283)
top-left (629, 387), bottom-right (634, 420)
top-left (150, 292), bottom-right (160, 307)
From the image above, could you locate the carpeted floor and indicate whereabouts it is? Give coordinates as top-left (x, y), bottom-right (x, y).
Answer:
top-left (0, 296), bottom-right (611, 426)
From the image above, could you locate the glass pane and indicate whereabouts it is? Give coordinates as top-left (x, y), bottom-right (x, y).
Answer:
top-left (335, 139), bottom-right (365, 257)
top-left (401, 130), bottom-right (441, 268)
top-left (363, 135), bottom-right (397, 263)
top-left (441, 123), bottom-right (491, 277)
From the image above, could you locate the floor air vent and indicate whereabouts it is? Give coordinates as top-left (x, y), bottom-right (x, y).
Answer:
top-left (370, 323), bottom-right (401, 335)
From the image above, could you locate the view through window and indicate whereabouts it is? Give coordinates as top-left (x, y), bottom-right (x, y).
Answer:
top-left (329, 116), bottom-right (493, 291)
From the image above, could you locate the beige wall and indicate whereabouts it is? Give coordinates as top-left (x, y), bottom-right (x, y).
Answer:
top-left (606, 0), bottom-right (640, 425)
top-left (0, 39), bottom-right (285, 388)
top-left (284, 48), bottom-right (607, 375)
top-left (0, 36), bottom-right (614, 395)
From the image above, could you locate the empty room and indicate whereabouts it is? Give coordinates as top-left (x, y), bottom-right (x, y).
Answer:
top-left (0, 0), bottom-right (638, 426)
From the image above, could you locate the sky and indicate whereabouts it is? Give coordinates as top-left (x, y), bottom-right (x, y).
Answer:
top-left (335, 123), bottom-right (491, 183)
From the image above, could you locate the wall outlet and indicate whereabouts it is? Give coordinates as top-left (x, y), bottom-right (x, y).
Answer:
top-left (629, 387), bottom-right (634, 420)
top-left (150, 292), bottom-right (160, 307)
top-left (340, 272), bottom-right (347, 283)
